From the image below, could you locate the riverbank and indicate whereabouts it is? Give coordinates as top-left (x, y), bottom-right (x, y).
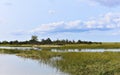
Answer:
top-left (1, 42), bottom-right (120, 49)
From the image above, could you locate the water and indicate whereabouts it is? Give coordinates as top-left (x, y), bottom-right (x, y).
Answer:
top-left (0, 46), bottom-right (120, 52)
top-left (0, 46), bottom-right (40, 50)
top-left (0, 54), bottom-right (66, 75)
top-left (51, 49), bottom-right (120, 52)
top-left (81, 49), bottom-right (120, 52)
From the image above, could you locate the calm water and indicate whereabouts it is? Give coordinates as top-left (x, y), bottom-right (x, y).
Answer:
top-left (0, 46), bottom-right (40, 50)
top-left (0, 54), bottom-right (66, 75)
top-left (0, 46), bottom-right (120, 52)
top-left (51, 49), bottom-right (120, 52)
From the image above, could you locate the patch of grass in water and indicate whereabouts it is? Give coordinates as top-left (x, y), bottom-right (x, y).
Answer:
top-left (0, 49), bottom-right (120, 75)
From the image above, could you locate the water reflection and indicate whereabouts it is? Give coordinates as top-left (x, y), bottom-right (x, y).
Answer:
top-left (81, 49), bottom-right (120, 52)
top-left (0, 46), bottom-right (40, 50)
top-left (51, 49), bottom-right (81, 52)
top-left (51, 49), bottom-right (120, 52)
top-left (0, 54), bottom-right (67, 75)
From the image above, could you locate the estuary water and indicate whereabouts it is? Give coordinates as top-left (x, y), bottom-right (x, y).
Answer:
top-left (0, 46), bottom-right (120, 52)
top-left (0, 46), bottom-right (40, 50)
top-left (0, 54), bottom-right (66, 75)
top-left (51, 49), bottom-right (120, 52)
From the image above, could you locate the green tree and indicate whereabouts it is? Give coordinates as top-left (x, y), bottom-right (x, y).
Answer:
top-left (31, 35), bottom-right (38, 41)
top-left (41, 38), bottom-right (52, 44)
top-left (46, 38), bottom-right (52, 44)
top-left (29, 35), bottom-right (39, 44)
top-left (2, 41), bottom-right (9, 44)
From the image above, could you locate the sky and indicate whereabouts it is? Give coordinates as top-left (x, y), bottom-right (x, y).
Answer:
top-left (0, 0), bottom-right (120, 42)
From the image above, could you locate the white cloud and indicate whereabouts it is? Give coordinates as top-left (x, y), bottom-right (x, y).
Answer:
top-left (12, 12), bottom-right (120, 35)
top-left (30, 21), bottom-right (64, 33)
top-left (65, 20), bottom-right (81, 29)
top-left (30, 20), bottom-right (83, 34)
top-left (29, 12), bottom-right (120, 34)
top-left (85, 20), bottom-right (96, 28)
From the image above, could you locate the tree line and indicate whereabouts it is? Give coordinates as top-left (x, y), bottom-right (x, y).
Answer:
top-left (0, 35), bottom-right (102, 45)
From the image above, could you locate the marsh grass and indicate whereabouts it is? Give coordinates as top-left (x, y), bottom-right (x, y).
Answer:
top-left (61, 43), bottom-right (120, 49)
top-left (55, 52), bottom-right (120, 75)
top-left (0, 49), bottom-right (120, 75)
top-left (1, 43), bottom-right (120, 49)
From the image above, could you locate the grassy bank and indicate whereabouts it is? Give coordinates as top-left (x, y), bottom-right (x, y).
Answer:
top-left (1, 43), bottom-right (120, 49)
top-left (61, 43), bottom-right (120, 49)
top-left (0, 49), bottom-right (120, 75)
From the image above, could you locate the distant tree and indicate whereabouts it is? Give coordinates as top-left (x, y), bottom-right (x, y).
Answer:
top-left (9, 41), bottom-right (13, 44)
top-left (41, 38), bottom-right (52, 44)
top-left (53, 39), bottom-right (62, 45)
top-left (41, 39), bottom-right (46, 44)
top-left (0, 36), bottom-right (100, 45)
top-left (31, 35), bottom-right (38, 41)
top-left (46, 38), bottom-right (52, 44)
top-left (77, 40), bottom-right (82, 44)
top-left (2, 41), bottom-right (9, 44)
top-left (29, 35), bottom-right (39, 44)
top-left (72, 40), bottom-right (76, 44)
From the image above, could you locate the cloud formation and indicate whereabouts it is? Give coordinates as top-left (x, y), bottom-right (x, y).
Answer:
top-left (29, 12), bottom-right (120, 34)
top-left (30, 21), bottom-right (64, 33)
top-left (12, 12), bottom-right (120, 35)
top-left (92, 0), bottom-right (120, 7)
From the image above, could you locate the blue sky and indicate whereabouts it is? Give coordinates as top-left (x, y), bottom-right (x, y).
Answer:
top-left (0, 0), bottom-right (120, 42)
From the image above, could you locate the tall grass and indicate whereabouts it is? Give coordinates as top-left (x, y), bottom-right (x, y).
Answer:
top-left (0, 49), bottom-right (120, 75)
top-left (54, 52), bottom-right (120, 75)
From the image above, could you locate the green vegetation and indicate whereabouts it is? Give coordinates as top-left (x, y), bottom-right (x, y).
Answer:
top-left (1, 42), bottom-right (120, 49)
top-left (0, 36), bottom-right (120, 75)
top-left (60, 43), bottom-right (120, 49)
top-left (0, 49), bottom-right (119, 75)
top-left (0, 35), bottom-right (101, 45)
top-left (55, 52), bottom-right (120, 75)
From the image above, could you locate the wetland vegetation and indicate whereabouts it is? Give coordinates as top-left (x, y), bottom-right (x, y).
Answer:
top-left (0, 48), bottom-right (120, 75)
top-left (0, 36), bottom-right (120, 75)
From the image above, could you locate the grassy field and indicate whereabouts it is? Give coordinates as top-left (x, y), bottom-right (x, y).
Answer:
top-left (0, 49), bottom-right (120, 75)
